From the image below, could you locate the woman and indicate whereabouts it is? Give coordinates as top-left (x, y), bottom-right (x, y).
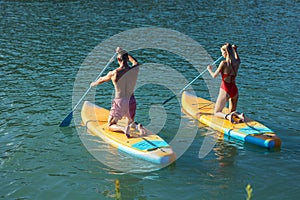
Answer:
top-left (207, 43), bottom-right (244, 123)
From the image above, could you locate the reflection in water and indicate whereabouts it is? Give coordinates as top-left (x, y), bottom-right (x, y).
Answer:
top-left (213, 139), bottom-right (238, 167)
top-left (198, 126), bottom-right (238, 168)
top-left (194, 115), bottom-right (239, 165)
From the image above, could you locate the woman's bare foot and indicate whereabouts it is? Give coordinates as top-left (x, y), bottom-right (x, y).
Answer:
top-left (230, 112), bottom-right (245, 123)
top-left (228, 113), bottom-right (237, 124)
top-left (237, 112), bottom-right (245, 122)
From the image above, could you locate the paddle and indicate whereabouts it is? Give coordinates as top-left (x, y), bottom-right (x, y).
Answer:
top-left (162, 56), bottom-right (223, 105)
top-left (59, 52), bottom-right (117, 127)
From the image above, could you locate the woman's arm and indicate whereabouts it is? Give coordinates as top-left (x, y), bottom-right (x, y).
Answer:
top-left (207, 61), bottom-right (224, 78)
top-left (232, 44), bottom-right (240, 62)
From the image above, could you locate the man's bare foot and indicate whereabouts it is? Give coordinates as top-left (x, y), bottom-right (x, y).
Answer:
top-left (137, 124), bottom-right (147, 136)
top-left (124, 126), bottom-right (131, 138)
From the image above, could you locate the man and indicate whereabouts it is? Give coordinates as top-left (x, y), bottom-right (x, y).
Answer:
top-left (90, 47), bottom-right (146, 137)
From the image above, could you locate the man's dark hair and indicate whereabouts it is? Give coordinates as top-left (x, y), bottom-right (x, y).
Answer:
top-left (120, 53), bottom-right (129, 61)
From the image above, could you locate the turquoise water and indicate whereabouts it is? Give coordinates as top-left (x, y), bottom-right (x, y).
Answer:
top-left (1, 0), bottom-right (299, 199)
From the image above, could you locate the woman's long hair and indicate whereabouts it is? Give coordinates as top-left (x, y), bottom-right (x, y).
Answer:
top-left (221, 43), bottom-right (235, 65)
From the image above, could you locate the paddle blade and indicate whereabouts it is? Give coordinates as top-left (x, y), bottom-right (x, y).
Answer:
top-left (59, 112), bottom-right (73, 127)
top-left (162, 95), bottom-right (176, 105)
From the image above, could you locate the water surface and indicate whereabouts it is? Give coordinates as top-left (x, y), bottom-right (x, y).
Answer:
top-left (1, 0), bottom-right (299, 199)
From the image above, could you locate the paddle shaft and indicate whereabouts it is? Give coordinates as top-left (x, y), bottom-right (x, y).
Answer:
top-left (163, 56), bottom-right (223, 105)
top-left (72, 53), bottom-right (117, 111)
top-left (180, 56), bottom-right (223, 93)
top-left (59, 52), bottom-right (117, 127)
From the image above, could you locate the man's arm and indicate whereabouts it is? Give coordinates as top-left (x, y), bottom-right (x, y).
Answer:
top-left (90, 71), bottom-right (114, 87)
top-left (128, 54), bottom-right (138, 66)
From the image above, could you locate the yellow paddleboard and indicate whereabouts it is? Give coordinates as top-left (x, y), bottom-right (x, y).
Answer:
top-left (181, 91), bottom-right (281, 148)
top-left (81, 101), bottom-right (176, 164)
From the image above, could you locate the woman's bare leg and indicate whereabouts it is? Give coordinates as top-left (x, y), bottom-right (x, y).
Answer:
top-left (228, 95), bottom-right (238, 113)
top-left (214, 89), bottom-right (229, 119)
top-left (229, 95), bottom-right (245, 122)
